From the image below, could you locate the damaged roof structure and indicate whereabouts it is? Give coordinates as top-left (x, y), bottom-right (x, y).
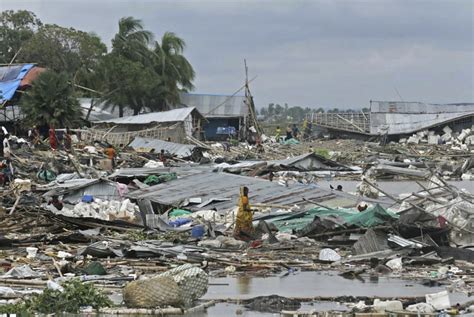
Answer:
top-left (311, 101), bottom-right (474, 137)
top-left (0, 64), bottom-right (46, 123)
top-left (128, 171), bottom-right (336, 211)
top-left (128, 137), bottom-right (204, 159)
top-left (84, 107), bottom-right (206, 146)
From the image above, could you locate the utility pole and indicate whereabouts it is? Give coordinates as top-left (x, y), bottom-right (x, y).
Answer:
top-left (243, 59), bottom-right (262, 137)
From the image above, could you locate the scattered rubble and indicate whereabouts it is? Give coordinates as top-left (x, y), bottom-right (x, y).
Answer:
top-left (0, 124), bottom-right (472, 316)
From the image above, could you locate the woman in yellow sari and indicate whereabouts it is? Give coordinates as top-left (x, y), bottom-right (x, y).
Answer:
top-left (233, 186), bottom-right (255, 241)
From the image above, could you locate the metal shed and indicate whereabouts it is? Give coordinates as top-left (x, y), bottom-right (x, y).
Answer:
top-left (179, 93), bottom-right (249, 140)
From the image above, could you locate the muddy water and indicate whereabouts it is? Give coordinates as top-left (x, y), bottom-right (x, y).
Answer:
top-left (182, 271), bottom-right (470, 316)
top-left (203, 271), bottom-right (468, 301)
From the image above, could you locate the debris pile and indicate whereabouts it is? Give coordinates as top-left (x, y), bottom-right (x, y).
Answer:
top-left (0, 124), bottom-right (472, 315)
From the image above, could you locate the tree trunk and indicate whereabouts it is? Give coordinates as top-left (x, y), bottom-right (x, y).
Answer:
top-left (119, 106), bottom-right (124, 117)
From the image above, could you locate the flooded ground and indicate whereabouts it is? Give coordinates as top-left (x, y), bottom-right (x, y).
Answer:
top-left (186, 181), bottom-right (474, 316)
top-left (180, 271), bottom-right (470, 316)
top-left (204, 271), bottom-right (469, 301)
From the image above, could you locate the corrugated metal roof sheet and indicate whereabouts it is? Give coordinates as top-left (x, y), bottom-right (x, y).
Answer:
top-left (128, 171), bottom-right (335, 211)
top-left (370, 101), bottom-right (474, 135)
top-left (41, 179), bottom-right (122, 203)
top-left (97, 107), bottom-right (198, 124)
top-left (80, 106), bottom-right (115, 122)
top-left (269, 153), bottom-right (355, 171)
top-left (179, 93), bottom-right (248, 118)
top-left (64, 181), bottom-right (120, 203)
top-left (129, 137), bottom-right (199, 158)
top-left (79, 98), bottom-right (136, 119)
top-left (1, 104), bottom-right (115, 123)
top-left (109, 167), bottom-right (171, 178)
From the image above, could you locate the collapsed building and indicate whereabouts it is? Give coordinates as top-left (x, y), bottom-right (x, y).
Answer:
top-left (86, 107), bottom-right (206, 145)
top-left (311, 101), bottom-right (474, 140)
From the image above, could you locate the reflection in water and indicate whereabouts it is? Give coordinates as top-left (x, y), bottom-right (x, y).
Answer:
top-left (237, 276), bottom-right (252, 294)
top-left (369, 275), bottom-right (379, 283)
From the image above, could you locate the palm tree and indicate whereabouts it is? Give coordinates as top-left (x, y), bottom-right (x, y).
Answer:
top-left (151, 32), bottom-right (195, 109)
top-left (20, 70), bottom-right (81, 127)
top-left (112, 17), bottom-right (153, 62)
top-left (100, 17), bottom-right (195, 115)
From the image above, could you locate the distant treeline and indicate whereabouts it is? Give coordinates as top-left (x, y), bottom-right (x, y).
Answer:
top-left (257, 103), bottom-right (370, 122)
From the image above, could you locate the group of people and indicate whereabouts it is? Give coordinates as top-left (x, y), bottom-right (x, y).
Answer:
top-left (275, 119), bottom-right (313, 142)
top-left (45, 126), bottom-right (73, 152)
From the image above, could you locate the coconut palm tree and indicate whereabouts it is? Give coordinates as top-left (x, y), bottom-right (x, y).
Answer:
top-left (100, 17), bottom-right (195, 115)
top-left (112, 16), bottom-right (152, 63)
top-left (151, 32), bottom-right (195, 109)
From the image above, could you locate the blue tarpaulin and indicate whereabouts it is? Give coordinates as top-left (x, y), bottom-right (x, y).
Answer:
top-left (0, 64), bottom-right (35, 103)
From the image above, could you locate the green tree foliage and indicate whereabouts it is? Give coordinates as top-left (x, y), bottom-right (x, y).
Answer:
top-left (20, 70), bottom-right (81, 127)
top-left (151, 32), bottom-right (196, 108)
top-left (98, 54), bottom-right (163, 116)
top-left (101, 17), bottom-right (195, 115)
top-left (259, 103), bottom-right (313, 122)
top-left (0, 10), bottom-right (42, 64)
top-left (0, 10), bottom-right (196, 117)
top-left (111, 16), bottom-right (153, 62)
top-left (19, 24), bottom-right (106, 89)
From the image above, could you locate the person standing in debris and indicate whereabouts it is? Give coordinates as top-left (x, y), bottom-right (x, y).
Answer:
top-left (2, 134), bottom-right (11, 159)
top-left (49, 126), bottom-right (58, 151)
top-left (31, 126), bottom-right (40, 147)
top-left (64, 127), bottom-right (72, 152)
top-left (292, 124), bottom-right (300, 139)
top-left (234, 186), bottom-right (255, 241)
top-left (275, 126), bottom-right (281, 142)
top-left (105, 144), bottom-right (117, 168)
top-left (159, 149), bottom-right (167, 165)
top-left (285, 126), bottom-right (293, 141)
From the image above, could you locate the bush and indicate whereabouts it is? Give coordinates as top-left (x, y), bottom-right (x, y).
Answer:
top-left (0, 279), bottom-right (112, 315)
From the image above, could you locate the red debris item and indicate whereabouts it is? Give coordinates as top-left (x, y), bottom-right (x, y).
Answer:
top-left (249, 240), bottom-right (262, 248)
top-left (438, 215), bottom-right (447, 228)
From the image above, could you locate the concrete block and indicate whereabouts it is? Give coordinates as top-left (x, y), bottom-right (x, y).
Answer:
top-left (416, 130), bottom-right (428, 138)
top-left (441, 133), bottom-right (452, 142)
top-left (443, 126), bottom-right (453, 134)
top-left (407, 136), bottom-right (419, 144)
top-left (428, 135), bottom-right (440, 145)
top-left (458, 128), bottom-right (471, 141)
top-left (465, 135), bottom-right (474, 145)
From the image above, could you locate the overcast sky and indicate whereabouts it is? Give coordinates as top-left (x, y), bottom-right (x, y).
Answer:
top-left (1, 0), bottom-right (473, 109)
